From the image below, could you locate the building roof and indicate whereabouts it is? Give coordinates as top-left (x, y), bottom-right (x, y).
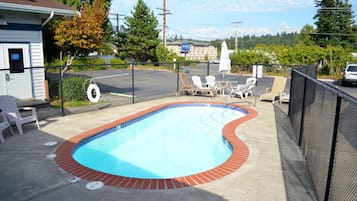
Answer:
top-left (0, 0), bottom-right (76, 16)
top-left (167, 40), bottom-right (215, 47)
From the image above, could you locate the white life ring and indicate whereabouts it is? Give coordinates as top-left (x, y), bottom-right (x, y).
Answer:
top-left (87, 84), bottom-right (101, 103)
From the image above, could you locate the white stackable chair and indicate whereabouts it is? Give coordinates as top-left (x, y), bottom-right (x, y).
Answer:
top-left (0, 111), bottom-right (14, 143)
top-left (230, 77), bottom-right (257, 99)
top-left (0, 95), bottom-right (40, 135)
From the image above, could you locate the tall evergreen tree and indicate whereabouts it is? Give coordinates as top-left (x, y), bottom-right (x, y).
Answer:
top-left (116, 0), bottom-right (160, 61)
top-left (314, 0), bottom-right (356, 48)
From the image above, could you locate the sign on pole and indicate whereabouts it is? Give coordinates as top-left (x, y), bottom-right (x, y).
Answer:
top-left (252, 65), bottom-right (263, 78)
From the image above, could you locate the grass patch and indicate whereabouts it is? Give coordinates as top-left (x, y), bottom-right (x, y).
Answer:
top-left (50, 99), bottom-right (93, 108)
top-left (133, 64), bottom-right (176, 72)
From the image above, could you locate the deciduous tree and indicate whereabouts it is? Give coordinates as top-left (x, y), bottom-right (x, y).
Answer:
top-left (54, 0), bottom-right (107, 74)
top-left (297, 24), bottom-right (316, 46)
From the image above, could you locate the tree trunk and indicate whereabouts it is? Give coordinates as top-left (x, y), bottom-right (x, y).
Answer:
top-left (60, 51), bottom-right (77, 78)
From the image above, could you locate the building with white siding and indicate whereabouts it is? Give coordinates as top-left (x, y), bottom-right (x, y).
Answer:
top-left (0, 0), bottom-right (75, 100)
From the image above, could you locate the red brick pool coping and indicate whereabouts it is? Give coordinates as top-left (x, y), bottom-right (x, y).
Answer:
top-left (55, 101), bottom-right (258, 190)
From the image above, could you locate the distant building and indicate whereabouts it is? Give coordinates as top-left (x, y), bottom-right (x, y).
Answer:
top-left (166, 41), bottom-right (218, 61)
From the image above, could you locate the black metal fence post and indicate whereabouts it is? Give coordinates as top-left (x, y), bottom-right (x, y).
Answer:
top-left (287, 68), bottom-right (294, 116)
top-left (323, 96), bottom-right (341, 201)
top-left (131, 62), bottom-right (135, 104)
top-left (59, 67), bottom-right (65, 116)
top-left (176, 62), bottom-right (180, 96)
top-left (298, 76), bottom-right (307, 146)
top-left (207, 61), bottom-right (210, 76)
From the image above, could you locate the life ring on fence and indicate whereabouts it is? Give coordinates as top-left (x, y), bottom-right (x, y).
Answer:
top-left (87, 84), bottom-right (101, 103)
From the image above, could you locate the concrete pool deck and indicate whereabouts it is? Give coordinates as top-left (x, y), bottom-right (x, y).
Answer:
top-left (0, 96), bottom-right (317, 201)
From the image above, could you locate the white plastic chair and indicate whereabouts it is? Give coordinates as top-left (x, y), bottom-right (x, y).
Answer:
top-left (205, 75), bottom-right (216, 88)
top-left (231, 77), bottom-right (257, 99)
top-left (191, 76), bottom-right (216, 97)
top-left (243, 78), bottom-right (257, 97)
top-left (0, 95), bottom-right (40, 135)
top-left (0, 112), bottom-right (14, 143)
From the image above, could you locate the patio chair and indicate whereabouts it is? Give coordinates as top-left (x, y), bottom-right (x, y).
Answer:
top-left (279, 94), bottom-right (290, 104)
top-left (0, 95), bottom-right (40, 135)
top-left (259, 76), bottom-right (287, 103)
top-left (0, 111), bottom-right (14, 143)
top-left (191, 76), bottom-right (216, 98)
top-left (205, 75), bottom-right (221, 94)
top-left (230, 77), bottom-right (257, 99)
top-left (205, 75), bottom-right (215, 88)
top-left (179, 73), bottom-right (195, 95)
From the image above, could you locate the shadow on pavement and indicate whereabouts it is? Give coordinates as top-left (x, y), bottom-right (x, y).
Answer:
top-left (0, 124), bottom-right (229, 201)
top-left (273, 104), bottom-right (318, 201)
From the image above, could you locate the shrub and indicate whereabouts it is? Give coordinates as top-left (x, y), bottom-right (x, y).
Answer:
top-left (71, 57), bottom-right (107, 71)
top-left (61, 76), bottom-right (87, 101)
top-left (45, 57), bottom-right (107, 71)
top-left (110, 57), bottom-right (127, 69)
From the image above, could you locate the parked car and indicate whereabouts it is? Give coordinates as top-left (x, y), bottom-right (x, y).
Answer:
top-left (210, 60), bottom-right (220, 64)
top-left (341, 63), bottom-right (357, 86)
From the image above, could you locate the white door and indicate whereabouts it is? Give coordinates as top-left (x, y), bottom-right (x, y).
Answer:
top-left (0, 43), bottom-right (33, 98)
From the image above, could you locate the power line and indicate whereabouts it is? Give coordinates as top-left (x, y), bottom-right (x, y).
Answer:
top-left (309, 33), bottom-right (357, 36)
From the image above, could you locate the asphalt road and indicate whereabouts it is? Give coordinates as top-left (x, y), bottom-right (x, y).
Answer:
top-left (323, 79), bottom-right (357, 98)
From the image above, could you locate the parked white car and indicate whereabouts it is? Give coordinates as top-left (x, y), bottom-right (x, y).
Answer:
top-left (210, 60), bottom-right (220, 64)
top-left (341, 63), bottom-right (357, 86)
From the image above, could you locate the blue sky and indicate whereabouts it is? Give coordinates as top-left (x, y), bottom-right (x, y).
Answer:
top-left (110, 0), bottom-right (357, 41)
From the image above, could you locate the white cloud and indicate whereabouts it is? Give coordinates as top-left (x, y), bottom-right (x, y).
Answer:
top-left (111, 0), bottom-right (316, 39)
top-left (174, 0), bottom-right (315, 13)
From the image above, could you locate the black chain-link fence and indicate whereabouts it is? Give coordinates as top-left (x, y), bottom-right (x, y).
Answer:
top-left (2, 62), bottom-right (292, 117)
top-left (289, 67), bottom-right (357, 201)
top-left (42, 62), bottom-right (292, 116)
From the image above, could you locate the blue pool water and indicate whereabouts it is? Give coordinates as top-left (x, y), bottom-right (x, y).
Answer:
top-left (72, 104), bottom-right (247, 179)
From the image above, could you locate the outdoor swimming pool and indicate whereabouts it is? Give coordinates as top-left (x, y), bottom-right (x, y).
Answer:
top-left (72, 104), bottom-right (246, 179)
top-left (55, 101), bottom-right (257, 189)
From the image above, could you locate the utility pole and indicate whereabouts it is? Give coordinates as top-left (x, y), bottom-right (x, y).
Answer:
top-left (157, 0), bottom-right (171, 48)
top-left (232, 21), bottom-right (242, 52)
top-left (109, 13), bottom-right (125, 33)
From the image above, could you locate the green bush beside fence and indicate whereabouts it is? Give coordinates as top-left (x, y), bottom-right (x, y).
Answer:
top-left (61, 76), bottom-right (87, 101)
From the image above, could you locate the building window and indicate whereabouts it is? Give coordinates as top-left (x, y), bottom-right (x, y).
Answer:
top-left (8, 48), bottom-right (24, 73)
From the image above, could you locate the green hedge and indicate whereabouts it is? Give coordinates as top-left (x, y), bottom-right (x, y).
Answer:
top-left (71, 57), bottom-right (106, 71)
top-left (110, 57), bottom-right (127, 69)
top-left (46, 57), bottom-right (107, 71)
top-left (61, 76), bottom-right (87, 101)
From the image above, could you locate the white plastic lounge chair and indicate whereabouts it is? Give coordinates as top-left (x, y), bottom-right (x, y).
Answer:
top-left (0, 112), bottom-right (14, 143)
top-left (230, 77), bottom-right (257, 99)
top-left (191, 76), bottom-right (216, 98)
top-left (0, 95), bottom-right (40, 135)
top-left (259, 76), bottom-right (287, 103)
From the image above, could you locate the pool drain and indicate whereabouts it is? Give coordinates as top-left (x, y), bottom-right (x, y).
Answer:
top-left (46, 154), bottom-right (56, 159)
top-left (67, 176), bottom-right (81, 183)
top-left (86, 181), bottom-right (104, 190)
top-left (44, 141), bottom-right (58, 147)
